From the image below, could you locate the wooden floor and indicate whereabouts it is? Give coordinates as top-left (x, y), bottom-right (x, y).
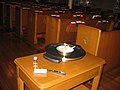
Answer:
top-left (0, 31), bottom-right (120, 90)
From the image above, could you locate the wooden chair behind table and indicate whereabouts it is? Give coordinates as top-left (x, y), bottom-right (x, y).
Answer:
top-left (76, 24), bottom-right (101, 56)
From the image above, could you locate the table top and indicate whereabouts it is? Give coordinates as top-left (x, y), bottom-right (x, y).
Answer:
top-left (14, 52), bottom-right (105, 89)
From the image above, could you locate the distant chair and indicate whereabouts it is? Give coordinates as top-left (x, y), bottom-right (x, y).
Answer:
top-left (76, 24), bottom-right (101, 56)
top-left (113, 20), bottom-right (120, 30)
top-left (96, 20), bottom-right (114, 31)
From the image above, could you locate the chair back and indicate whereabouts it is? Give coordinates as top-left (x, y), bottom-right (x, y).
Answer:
top-left (76, 24), bottom-right (101, 56)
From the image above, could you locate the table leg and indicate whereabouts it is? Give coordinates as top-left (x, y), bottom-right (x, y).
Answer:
top-left (17, 77), bottom-right (24, 90)
top-left (17, 67), bottom-right (24, 90)
top-left (91, 66), bottom-right (103, 90)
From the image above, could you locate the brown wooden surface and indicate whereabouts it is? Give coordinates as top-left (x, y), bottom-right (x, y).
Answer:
top-left (22, 8), bottom-right (29, 29)
top-left (19, 7), bottom-right (29, 39)
top-left (76, 24), bottom-right (101, 56)
top-left (76, 24), bottom-right (120, 73)
top-left (45, 16), bottom-right (77, 46)
top-left (0, 31), bottom-right (120, 90)
top-left (9, 4), bottom-right (16, 30)
top-left (27, 8), bottom-right (37, 44)
top-left (36, 13), bottom-right (47, 34)
top-left (85, 20), bottom-right (114, 32)
top-left (27, 9), bottom-right (50, 45)
top-left (45, 16), bottom-right (59, 45)
top-left (0, 31), bottom-right (43, 90)
top-left (97, 30), bottom-right (120, 73)
top-left (15, 52), bottom-right (105, 90)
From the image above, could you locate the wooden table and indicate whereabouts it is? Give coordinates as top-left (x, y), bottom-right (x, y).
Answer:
top-left (14, 53), bottom-right (105, 90)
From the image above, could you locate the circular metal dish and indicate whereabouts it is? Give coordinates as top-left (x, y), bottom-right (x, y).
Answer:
top-left (43, 42), bottom-right (86, 63)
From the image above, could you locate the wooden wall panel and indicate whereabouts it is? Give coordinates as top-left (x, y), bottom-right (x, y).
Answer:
top-left (98, 30), bottom-right (120, 73)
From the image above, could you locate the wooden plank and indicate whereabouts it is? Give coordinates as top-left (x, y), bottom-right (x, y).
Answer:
top-left (45, 16), bottom-right (78, 46)
top-left (72, 85), bottom-right (90, 90)
top-left (97, 30), bottom-right (120, 73)
top-left (76, 24), bottom-right (101, 56)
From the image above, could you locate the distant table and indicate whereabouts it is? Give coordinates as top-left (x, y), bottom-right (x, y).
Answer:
top-left (14, 53), bottom-right (105, 90)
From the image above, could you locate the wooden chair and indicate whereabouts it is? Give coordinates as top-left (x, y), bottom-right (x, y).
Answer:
top-left (76, 24), bottom-right (101, 56)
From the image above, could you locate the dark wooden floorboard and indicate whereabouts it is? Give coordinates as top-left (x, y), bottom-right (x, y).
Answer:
top-left (0, 31), bottom-right (44, 90)
top-left (99, 67), bottom-right (120, 90)
top-left (0, 31), bottom-right (120, 90)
